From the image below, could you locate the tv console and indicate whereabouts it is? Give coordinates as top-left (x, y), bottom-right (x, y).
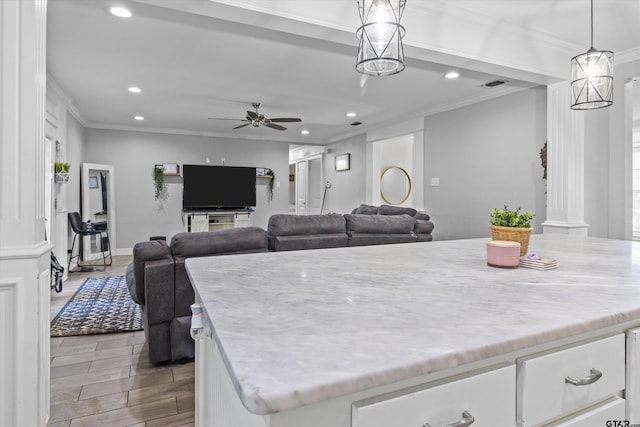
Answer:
top-left (182, 210), bottom-right (252, 232)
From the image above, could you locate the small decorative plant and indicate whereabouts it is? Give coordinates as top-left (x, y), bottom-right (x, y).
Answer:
top-left (54, 162), bottom-right (71, 183)
top-left (55, 162), bottom-right (70, 173)
top-left (266, 169), bottom-right (275, 202)
top-left (152, 165), bottom-right (165, 200)
top-left (490, 205), bottom-right (534, 228)
top-left (539, 141), bottom-right (547, 180)
top-left (490, 205), bottom-right (535, 256)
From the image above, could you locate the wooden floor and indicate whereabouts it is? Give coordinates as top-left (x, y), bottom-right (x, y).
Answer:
top-left (49, 255), bottom-right (195, 427)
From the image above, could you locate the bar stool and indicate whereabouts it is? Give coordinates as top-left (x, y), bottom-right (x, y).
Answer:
top-left (68, 212), bottom-right (112, 272)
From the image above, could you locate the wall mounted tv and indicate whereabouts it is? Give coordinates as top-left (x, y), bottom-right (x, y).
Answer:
top-left (182, 165), bottom-right (256, 211)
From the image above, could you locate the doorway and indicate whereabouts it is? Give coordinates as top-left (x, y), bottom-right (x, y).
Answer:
top-left (294, 155), bottom-right (324, 215)
top-left (81, 163), bottom-right (116, 261)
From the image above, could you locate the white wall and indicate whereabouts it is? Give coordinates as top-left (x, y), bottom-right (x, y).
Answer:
top-left (424, 87), bottom-right (548, 240)
top-left (594, 58), bottom-right (640, 239)
top-left (83, 129), bottom-right (291, 251)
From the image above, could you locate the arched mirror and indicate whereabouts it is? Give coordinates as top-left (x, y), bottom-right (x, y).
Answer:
top-left (380, 166), bottom-right (412, 205)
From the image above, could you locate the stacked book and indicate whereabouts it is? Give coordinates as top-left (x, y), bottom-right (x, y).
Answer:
top-left (519, 255), bottom-right (557, 270)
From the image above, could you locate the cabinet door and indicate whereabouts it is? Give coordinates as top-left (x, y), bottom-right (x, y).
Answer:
top-left (352, 365), bottom-right (515, 427)
top-left (517, 334), bottom-right (625, 427)
top-left (628, 328), bottom-right (640, 423)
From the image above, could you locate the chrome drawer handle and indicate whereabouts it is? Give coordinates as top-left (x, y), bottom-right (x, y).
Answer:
top-left (565, 368), bottom-right (602, 386)
top-left (424, 410), bottom-right (475, 427)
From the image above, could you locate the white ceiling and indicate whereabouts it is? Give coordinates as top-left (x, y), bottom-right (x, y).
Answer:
top-left (47, 0), bottom-right (640, 144)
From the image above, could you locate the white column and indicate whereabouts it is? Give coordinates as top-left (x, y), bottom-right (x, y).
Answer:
top-left (542, 82), bottom-right (589, 235)
top-left (0, 1), bottom-right (51, 426)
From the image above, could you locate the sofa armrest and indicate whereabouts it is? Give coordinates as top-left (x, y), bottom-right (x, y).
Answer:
top-left (143, 257), bottom-right (176, 325)
top-left (130, 240), bottom-right (172, 305)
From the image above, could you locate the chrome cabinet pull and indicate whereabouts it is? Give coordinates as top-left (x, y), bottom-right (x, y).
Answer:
top-left (424, 410), bottom-right (475, 427)
top-left (565, 368), bottom-right (602, 386)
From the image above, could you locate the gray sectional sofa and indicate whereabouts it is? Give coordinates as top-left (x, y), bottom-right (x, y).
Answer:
top-left (126, 227), bottom-right (268, 364)
top-left (127, 205), bottom-right (433, 364)
top-left (268, 204), bottom-right (434, 251)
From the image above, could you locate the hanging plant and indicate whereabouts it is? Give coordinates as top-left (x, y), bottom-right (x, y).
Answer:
top-left (54, 162), bottom-right (70, 184)
top-left (539, 141), bottom-right (547, 180)
top-left (152, 165), bottom-right (166, 200)
top-left (266, 169), bottom-right (275, 202)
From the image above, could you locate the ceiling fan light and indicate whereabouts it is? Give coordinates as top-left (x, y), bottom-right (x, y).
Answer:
top-left (356, 0), bottom-right (406, 77)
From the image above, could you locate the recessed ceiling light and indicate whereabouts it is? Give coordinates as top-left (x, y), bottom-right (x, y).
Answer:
top-left (109, 7), bottom-right (132, 18)
top-left (444, 71), bottom-right (460, 79)
top-left (134, 116), bottom-right (144, 121)
top-left (128, 86), bottom-right (141, 93)
top-left (301, 130), bottom-right (310, 135)
top-left (346, 112), bottom-right (357, 118)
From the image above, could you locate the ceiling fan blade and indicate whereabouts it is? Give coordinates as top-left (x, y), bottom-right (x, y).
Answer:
top-left (265, 123), bottom-right (287, 131)
top-left (246, 110), bottom-right (259, 120)
top-left (269, 118), bottom-right (302, 123)
top-left (233, 123), bottom-right (252, 130)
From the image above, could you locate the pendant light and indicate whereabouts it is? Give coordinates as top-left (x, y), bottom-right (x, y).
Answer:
top-left (356, 0), bottom-right (406, 76)
top-left (570, 0), bottom-right (613, 110)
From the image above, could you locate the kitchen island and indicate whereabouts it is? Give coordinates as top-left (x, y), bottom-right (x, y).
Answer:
top-left (186, 235), bottom-right (640, 426)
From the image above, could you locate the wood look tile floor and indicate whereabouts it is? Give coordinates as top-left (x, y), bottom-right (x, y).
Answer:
top-left (49, 255), bottom-right (195, 427)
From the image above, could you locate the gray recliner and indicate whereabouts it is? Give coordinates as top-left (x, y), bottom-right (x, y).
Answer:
top-left (126, 226), bottom-right (268, 364)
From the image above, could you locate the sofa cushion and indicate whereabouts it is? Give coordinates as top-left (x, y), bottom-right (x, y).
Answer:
top-left (268, 214), bottom-right (346, 236)
top-left (414, 219), bottom-right (435, 234)
top-left (170, 227), bottom-right (268, 258)
top-left (344, 213), bottom-right (415, 235)
top-left (378, 204), bottom-right (418, 217)
top-left (347, 233), bottom-right (417, 246)
top-left (353, 204), bottom-right (380, 215)
top-left (269, 234), bottom-right (348, 252)
top-left (414, 212), bottom-right (431, 221)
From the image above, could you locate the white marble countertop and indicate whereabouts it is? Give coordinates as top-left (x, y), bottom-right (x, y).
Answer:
top-left (186, 235), bottom-right (640, 415)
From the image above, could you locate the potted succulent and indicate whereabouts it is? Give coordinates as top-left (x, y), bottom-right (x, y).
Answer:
top-left (490, 205), bottom-right (535, 256)
top-left (54, 162), bottom-right (70, 184)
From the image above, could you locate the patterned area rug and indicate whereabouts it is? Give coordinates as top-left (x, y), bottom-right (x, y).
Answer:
top-left (50, 276), bottom-right (143, 336)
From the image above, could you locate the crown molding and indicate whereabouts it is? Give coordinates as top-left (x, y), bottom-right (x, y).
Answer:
top-left (84, 122), bottom-right (317, 144)
top-left (46, 75), bottom-right (89, 127)
top-left (617, 47), bottom-right (640, 65)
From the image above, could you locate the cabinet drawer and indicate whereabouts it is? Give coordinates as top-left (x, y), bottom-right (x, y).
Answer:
top-left (352, 365), bottom-right (515, 427)
top-left (549, 397), bottom-right (625, 427)
top-left (517, 334), bottom-right (625, 427)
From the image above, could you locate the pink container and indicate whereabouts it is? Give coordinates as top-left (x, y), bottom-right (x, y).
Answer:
top-left (487, 240), bottom-right (521, 268)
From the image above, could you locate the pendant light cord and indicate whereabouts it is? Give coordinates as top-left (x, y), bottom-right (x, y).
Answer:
top-left (590, 0), bottom-right (594, 49)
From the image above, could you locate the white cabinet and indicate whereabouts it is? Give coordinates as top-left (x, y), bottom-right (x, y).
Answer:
top-left (352, 365), bottom-right (515, 427)
top-left (183, 211), bottom-right (252, 232)
top-left (628, 328), bottom-right (640, 423)
top-left (517, 334), bottom-right (625, 426)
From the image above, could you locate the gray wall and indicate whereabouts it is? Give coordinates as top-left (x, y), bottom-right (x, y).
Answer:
top-left (83, 129), bottom-right (291, 251)
top-left (66, 112), bottom-right (84, 215)
top-left (424, 87), bottom-right (548, 240)
top-left (323, 134), bottom-right (367, 214)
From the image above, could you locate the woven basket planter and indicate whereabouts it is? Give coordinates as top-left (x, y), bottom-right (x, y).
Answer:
top-left (489, 225), bottom-right (532, 256)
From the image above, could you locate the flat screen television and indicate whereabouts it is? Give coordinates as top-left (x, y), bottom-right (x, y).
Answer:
top-left (182, 165), bottom-right (256, 210)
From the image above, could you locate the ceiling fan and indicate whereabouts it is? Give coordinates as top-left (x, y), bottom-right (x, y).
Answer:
top-left (209, 102), bottom-right (301, 131)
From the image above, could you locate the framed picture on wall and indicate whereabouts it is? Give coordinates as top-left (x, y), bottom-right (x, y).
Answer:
top-left (88, 176), bottom-right (99, 189)
top-left (335, 153), bottom-right (350, 171)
